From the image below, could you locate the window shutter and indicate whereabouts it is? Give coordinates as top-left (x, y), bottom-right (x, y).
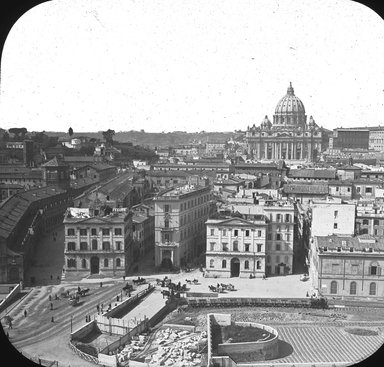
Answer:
top-left (378, 266), bottom-right (382, 276)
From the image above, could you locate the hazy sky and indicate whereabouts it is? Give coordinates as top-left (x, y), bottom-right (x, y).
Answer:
top-left (1, 0), bottom-right (384, 133)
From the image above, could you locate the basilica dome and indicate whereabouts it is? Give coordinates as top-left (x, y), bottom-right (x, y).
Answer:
top-left (273, 82), bottom-right (307, 128)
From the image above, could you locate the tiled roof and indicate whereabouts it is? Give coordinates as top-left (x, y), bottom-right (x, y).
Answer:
top-left (283, 183), bottom-right (328, 194)
top-left (316, 235), bottom-right (384, 251)
top-left (41, 156), bottom-right (68, 167)
top-left (288, 169), bottom-right (336, 179)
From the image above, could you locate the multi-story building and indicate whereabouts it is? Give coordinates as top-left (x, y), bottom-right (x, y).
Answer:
top-left (328, 180), bottom-right (353, 200)
top-left (132, 203), bottom-right (155, 259)
top-left (153, 184), bottom-right (211, 268)
top-left (310, 200), bottom-right (356, 237)
top-left (309, 234), bottom-right (384, 298)
top-left (245, 83), bottom-right (325, 162)
top-left (286, 168), bottom-right (336, 182)
top-left (220, 199), bottom-right (296, 276)
top-left (205, 217), bottom-right (267, 278)
top-left (368, 127), bottom-right (384, 151)
top-left (356, 201), bottom-right (384, 236)
top-left (63, 207), bottom-right (133, 278)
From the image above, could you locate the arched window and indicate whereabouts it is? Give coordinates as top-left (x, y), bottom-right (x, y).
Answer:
top-left (350, 281), bottom-right (357, 295)
top-left (67, 258), bottom-right (76, 268)
top-left (256, 260), bottom-right (261, 270)
top-left (92, 239), bottom-right (98, 250)
top-left (209, 259), bottom-right (214, 268)
top-left (116, 258), bottom-right (121, 267)
top-left (81, 259), bottom-right (87, 269)
top-left (244, 260), bottom-right (249, 269)
top-left (222, 260), bottom-right (227, 268)
top-left (104, 258), bottom-right (109, 267)
top-left (369, 282), bottom-right (377, 296)
top-left (330, 281), bottom-right (338, 294)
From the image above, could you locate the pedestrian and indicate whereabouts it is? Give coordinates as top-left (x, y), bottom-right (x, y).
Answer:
top-left (51, 316), bottom-right (54, 323)
top-left (78, 286), bottom-right (81, 293)
top-left (128, 291), bottom-right (131, 297)
top-left (85, 315), bottom-right (88, 322)
top-left (306, 291), bottom-right (309, 297)
top-left (116, 296), bottom-right (119, 302)
top-left (49, 294), bottom-right (52, 301)
top-left (24, 309), bottom-right (27, 317)
top-left (55, 294), bottom-right (59, 300)
top-left (100, 282), bottom-right (103, 288)
top-left (50, 274), bottom-right (53, 280)
top-left (67, 290), bottom-right (70, 296)
top-left (57, 275), bottom-right (60, 281)
top-left (96, 304), bottom-right (100, 313)
top-left (123, 276), bottom-right (125, 281)
top-left (50, 302), bottom-right (53, 310)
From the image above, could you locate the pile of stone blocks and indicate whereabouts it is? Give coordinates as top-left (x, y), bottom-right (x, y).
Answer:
top-left (116, 334), bottom-right (147, 363)
top-left (148, 328), bottom-right (206, 366)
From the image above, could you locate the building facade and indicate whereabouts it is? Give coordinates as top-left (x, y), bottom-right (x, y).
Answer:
top-left (310, 235), bottom-right (384, 298)
top-left (246, 83), bottom-right (324, 162)
top-left (154, 184), bottom-right (211, 268)
top-left (205, 217), bottom-right (267, 278)
top-left (63, 207), bottom-right (133, 278)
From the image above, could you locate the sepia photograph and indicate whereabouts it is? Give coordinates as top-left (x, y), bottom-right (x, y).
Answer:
top-left (1, 0), bottom-right (384, 366)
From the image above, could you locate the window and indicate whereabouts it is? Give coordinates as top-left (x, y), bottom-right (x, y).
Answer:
top-left (116, 241), bottom-right (122, 251)
top-left (284, 255), bottom-right (289, 263)
top-left (334, 223), bottom-right (338, 229)
top-left (164, 204), bottom-right (170, 213)
top-left (82, 259), bottom-right (87, 269)
top-left (357, 186), bottom-right (361, 193)
top-left (362, 219), bottom-right (369, 225)
top-left (285, 214), bottom-right (290, 222)
top-left (102, 228), bottom-right (110, 235)
top-left (256, 260), bottom-right (261, 270)
top-left (374, 219), bottom-right (380, 226)
top-left (115, 228), bottom-right (122, 235)
top-left (350, 282), bottom-right (357, 295)
top-left (233, 241), bottom-right (239, 251)
top-left (245, 244), bottom-right (250, 252)
top-left (164, 219), bottom-right (169, 228)
top-left (222, 229), bottom-right (227, 236)
top-left (67, 242), bottom-right (75, 251)
top-left (92, 239), bottom-right (98, 250)
top-left (116, 258), bottom-right (121, 267)
top-left (222, 243), bottom-right (228, 251)
top-left (80, 229), bottom-right (87, 236)
top-left (234, 229), bottom-right (238, 236)
top-left (210, 259), bottom-right (214, 268)
top-left (67, 258), bottom-right (76, 268)
top-left (258, 230), bottom-right (262, 237)
top-left (67, 228), bottom-right (75, 236)
top-left (267, 234), bottom-right (272, 240)
top-left (210, 229), bottom-right (215, 236)
top-left (365, 187), bottom-right (373, 194)
top-left (276, 234), bottom-right (281, 241)
top-left (104, 258), bottom-right (109, 267)
top-left (276, 214), bottom-right (281, 222)
top-left (334, 211), bottom-right (338, 219)
top-left (276, 255), bottom-right (280, 263)
top-left (330, 281), bottom-right (338, 294)
top-left (370, 266), bottom-right (377, 275)
top-left (351, 264), bottom-right (359, 274)
top-left (80, 242), bottom-right (87, 251)
top-left (369, 282), bottom-right (377, 295)
top-left (244, 260), bottom-right (249, 269)
top-left (286, 234), bottom-right (290, 241)
top-left (102, 241), bottom-right (111, 251)
top-left (222, 260), bottom-right (227, 268)
top-left (245, 230), bottom-right (250, 237)
top-left (276, 243), bottom-right (281, 251)
top-left (91, 228), bottom-right (97, 236)
top-left (210, 242), bottom-right (215, 251)
top-left (257, 244), bottom-right (262, 252)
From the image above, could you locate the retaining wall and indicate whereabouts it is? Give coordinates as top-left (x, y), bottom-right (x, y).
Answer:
top-left (70, 320), bottom-right (98, 341)
top-left (0, 283), bottom-right (20, 312)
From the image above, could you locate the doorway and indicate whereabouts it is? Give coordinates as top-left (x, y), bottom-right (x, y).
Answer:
top-left (230, 258), bottom-right (240, 277)
top-left (90, 256), bottom-right (100, 274)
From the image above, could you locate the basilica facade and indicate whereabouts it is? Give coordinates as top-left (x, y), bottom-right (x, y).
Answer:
top-left (246, 83), bottom-right (324, 162)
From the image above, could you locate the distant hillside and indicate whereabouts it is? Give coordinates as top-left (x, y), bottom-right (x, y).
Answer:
top-left (45, 130), bottom-right (244, 149)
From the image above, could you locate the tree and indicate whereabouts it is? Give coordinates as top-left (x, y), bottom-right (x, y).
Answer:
top-left (102, 129), bottom-right (115, 147)
top-left (68, 127), bottom-right (73, 137)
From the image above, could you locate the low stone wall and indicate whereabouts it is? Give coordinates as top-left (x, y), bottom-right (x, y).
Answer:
top-left (217, 322), bottom-right (279, 361)
top-left (186, 292), bottom-right (219, 298)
